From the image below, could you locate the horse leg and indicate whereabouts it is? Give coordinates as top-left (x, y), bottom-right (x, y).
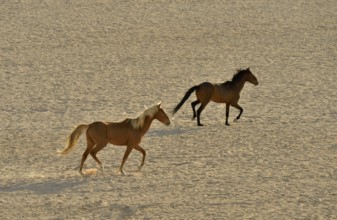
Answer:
top-left (134, 145), bottom-right (146, 170)
top-left (86, 135), bottom-right (101, 169)
top-left (225, 103), bottom-right (230, 126)
top-left (231, 103), bottom-right (243, 121)
top-left (90, 142), bottom-right (108, 173)
top-left (119, 145), bottom-right (133, 175)
top-left (78, 134), bottom-right (97, 174)
top-left (79, 147), bottom-right (93, 175)
top-left (195, 84), bottom-right (212, 126)
top-left (196, 101), bottom-right (209, 126)
top-left (191, 100), bottom-right (200, 120)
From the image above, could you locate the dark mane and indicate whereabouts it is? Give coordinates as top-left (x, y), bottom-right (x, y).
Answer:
top-left (231, 68), bottom-right (248, 83)
top-left (223, 68), bottom-right (248, 85)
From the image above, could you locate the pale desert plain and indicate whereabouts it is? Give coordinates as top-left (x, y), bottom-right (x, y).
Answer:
top-left (1, 0), bottom-right (336, 219)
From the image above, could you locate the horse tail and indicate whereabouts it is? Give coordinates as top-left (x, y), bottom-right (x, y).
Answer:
top-left (173, 85), bottom-right (199, 114)
top-left (58, 124), bottom-right (89, 155)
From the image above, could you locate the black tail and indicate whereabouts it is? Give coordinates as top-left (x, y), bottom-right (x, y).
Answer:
top-left (173, 85), bottom-right (199, 114)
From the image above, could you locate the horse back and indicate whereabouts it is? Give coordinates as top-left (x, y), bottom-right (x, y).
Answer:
top-left (106, 120), bottom-right (139, 146)
top-left (211, 83), bottom-right (234, 103)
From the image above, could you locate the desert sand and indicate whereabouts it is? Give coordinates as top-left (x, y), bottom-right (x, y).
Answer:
top-left (1, 0), bottom-right (336, 219)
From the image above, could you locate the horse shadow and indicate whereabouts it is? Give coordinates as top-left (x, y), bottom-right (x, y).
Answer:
top-left (0, 176), bottom-right (90, 194)
top-left (147, 126), bottom-right (199, 137)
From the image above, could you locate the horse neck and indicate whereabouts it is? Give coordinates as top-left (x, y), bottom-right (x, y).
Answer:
top-left (233, 76), bottom-right (248, 93)
top-left (139, 116), bottom-right (155, 135)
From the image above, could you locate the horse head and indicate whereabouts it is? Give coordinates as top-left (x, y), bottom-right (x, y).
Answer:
top-left (154, 102), bottom-right (170, 125)
top-left (246, 67), bottom-right (258, 85)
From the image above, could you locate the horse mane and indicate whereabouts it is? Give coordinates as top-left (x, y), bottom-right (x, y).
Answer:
top-left (130, 104), bottom-right (159, 129)
top-left (223, 69), bottom-right (248, 85)
top-left (231, 68), bottom-right (248, 83)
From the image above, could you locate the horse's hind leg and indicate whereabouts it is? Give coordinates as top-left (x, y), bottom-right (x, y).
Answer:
top-left (79, 135), bottom-right (106, 175)
top-left (90, 142), bottom-right (108, 172)
top-left (196, 101), bottom-right (209, 126)
top-left (191, 100), bottom-right (200, 120)
top-left (79, 138), bottom-right (95, 175)
top-left (225, 103), bottom-right (230, 125)
top-left (195, 83), bottom-right (213, 126)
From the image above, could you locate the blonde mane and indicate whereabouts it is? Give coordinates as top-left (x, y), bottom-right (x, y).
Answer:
top-left (130, 104), bottom-right (159, 129)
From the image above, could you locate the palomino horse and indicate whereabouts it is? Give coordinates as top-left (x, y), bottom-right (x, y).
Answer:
top-left (173, 68), bottom-right (258, 126)
top-left (58, 102), bottom-right (170, 175)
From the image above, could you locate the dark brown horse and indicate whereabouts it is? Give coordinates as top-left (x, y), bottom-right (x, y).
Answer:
top-left (173, 68), bottom-right (258, 126)
top-left (58, 102), bottom-right (170, 175)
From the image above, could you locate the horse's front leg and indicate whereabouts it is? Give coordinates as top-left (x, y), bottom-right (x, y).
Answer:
top-left (231, 103), bottom-right (243, 122)
top-left (119, 145), bottom-right (133, 175)
top-left (134, 145), bottom-right (146, 170)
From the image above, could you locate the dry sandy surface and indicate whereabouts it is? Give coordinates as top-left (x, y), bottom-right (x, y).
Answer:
top-left (1, 0), bottom-right (336, 219)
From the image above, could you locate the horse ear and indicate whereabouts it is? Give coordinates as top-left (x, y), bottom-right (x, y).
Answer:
top-left (247, 66), bottom-right (250, 70)
top-left (157, 101), bottom-right (162, 108)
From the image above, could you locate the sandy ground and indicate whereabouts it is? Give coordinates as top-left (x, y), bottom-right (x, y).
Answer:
top-left (1, 0), bottom-right (336, 219)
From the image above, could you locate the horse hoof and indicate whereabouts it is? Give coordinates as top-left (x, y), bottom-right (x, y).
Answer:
top-left (138, 164), bottom-right (144, 171)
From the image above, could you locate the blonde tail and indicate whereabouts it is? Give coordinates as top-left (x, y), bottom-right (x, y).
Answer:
top-left (58, 124), bottom-right (89, 155)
